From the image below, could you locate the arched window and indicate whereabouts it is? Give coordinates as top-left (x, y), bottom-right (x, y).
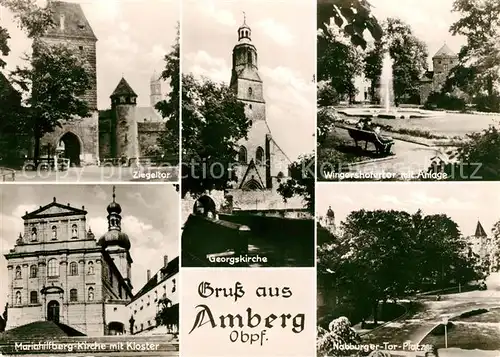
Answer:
top-left (238, 146), bottom-right (247, 164)
top-left (71, 224), bottom-right (78, 238)
top-left (30, 265), bottom-right (37, 278)
top-left (172, 279), bottom-right (176, 293)
top-left (70, 289), bottom-right (78, 302)
top-left (51, 226), bottom-right (57, 240)
top-left (87, 261), bottom-right (94, 275)
top-left (30, 291), bottom-right (38, 304)
top-left (31, 228), bottom-right (37, 241)
top-left (88, 287), bottom-right (94, 301)
top-left (247, 52), bottom-right (252, 64)
top-left (15, 266), bottom-right (22, 279)
top-left (256, 147), bottom-right (264, 165)
top-left (248, 87), bottom-right (253, 97)
top-left (69, 262), bottom-right (78, 276)
top-left (15, 291), bottom-right (21, 305)
top-left (48, 259), bottom-right (58, 277)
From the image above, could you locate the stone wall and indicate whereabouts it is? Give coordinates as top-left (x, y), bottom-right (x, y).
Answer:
top-left (115, 105), bottom-right (139, 159)
top-left (138, 122), bottom-right (164, 156)
top-left (219, 213), bottom-right (314, 266)
top-left (40, 111), bottom-right (100, 165)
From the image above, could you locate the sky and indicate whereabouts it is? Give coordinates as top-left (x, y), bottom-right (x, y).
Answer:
top-left (366, 0), bottom-right (467, 68)
top-left (0, 0), bottom-right (179, 109)
top-left (0, 184), bottom-right (179, 310)
top-left (182, 0), bottom-right (316, 162)
top-left (317, 182), bottom-right (500, 239)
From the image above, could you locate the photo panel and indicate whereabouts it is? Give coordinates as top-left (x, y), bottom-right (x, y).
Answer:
top-left (317, 0), bottom-right (500, 182)
top-left (317, 182), bottom-right (500, 356)
top-left (0, 0), bottom-right (180, 182)
top-left (180, 0), bottom-right (316, 268)
top-left (0, 184), bottom-right (180, 355)
top-left (181, 267), bottom-right (316, 357)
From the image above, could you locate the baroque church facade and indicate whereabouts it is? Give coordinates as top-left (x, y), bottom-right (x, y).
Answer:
top-left (37, 1), bottom-right (166, 166)
top-left (3, 188), bottom-right (179, 336)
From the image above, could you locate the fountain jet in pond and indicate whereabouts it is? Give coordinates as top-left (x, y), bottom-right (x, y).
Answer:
top-left (379, 52), bottom-right (395, 113)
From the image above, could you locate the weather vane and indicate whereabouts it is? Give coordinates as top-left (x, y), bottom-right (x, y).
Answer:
top-left (243, 11), bottom-right (246, 23)
top-left (112, 185), bottom-right (116, 201)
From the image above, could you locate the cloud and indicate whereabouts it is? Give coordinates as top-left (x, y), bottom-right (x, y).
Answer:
top-left (256, 18), bottom-right (293, 46)
top-left (185, 51), bottom-right (231, 84)
top-left (201, 0), bottom-right (237, 27)
top-left (380, 195), bottom-right (401, 205)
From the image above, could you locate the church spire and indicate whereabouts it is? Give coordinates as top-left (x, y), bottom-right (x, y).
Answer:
top-left (98, 185), bottom-right (131, 250)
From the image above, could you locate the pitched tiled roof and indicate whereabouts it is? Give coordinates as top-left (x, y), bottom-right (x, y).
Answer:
top-left (434, 43), bottom-right (457, 58)
top-left (45, 1), bottom-right (97, 41)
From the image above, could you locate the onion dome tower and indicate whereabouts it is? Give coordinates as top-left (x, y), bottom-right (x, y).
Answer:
top-left (98, 186), bottom-right (132, 288)
top-left (98, 186), bottom-right (131, 250)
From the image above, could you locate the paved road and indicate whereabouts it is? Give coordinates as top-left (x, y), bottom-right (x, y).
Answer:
top-left (349, 139), bottom-right (441, 178)
top-left (7, 166), bottom-right (179, 182)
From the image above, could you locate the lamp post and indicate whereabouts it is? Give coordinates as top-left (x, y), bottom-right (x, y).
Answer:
top-left (442, 318), bottom-right (448, 348)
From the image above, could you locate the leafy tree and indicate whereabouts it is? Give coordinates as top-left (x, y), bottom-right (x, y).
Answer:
top-left (429, 126), bottom-right (500, 180)
top-left (277, 153), bottom-right (315, 213)
top-left (317, 0), bottom-right (383, 104)
top-left (156, 22), bottom-right (180, 164)
top-left (317, 0), bottom-right (383, 50)
top-left (181, 74), bottom-right (249, 198)
top-left (317, 80), bottom-right (340, 107)
top-left (155, 298), bottom-right (178, 335)
top-left (0, 26), bottom-right (10, 68)
top-left (365, 18), bottom-right (428, 105)
top-left (317, 28), bottom-right (364, 103)
top-left (364, 42), bottom-right (383, 102)
top-left (317, 317), bottom-right (361, 356)
top-left (317, 107), bottom-right (338, 148)
top-left (1, 0), bottom-right (92, 164)
top-left (10, 42), bottom-right (92, 164)
top-left (450, 0), bottom-right (500, 109)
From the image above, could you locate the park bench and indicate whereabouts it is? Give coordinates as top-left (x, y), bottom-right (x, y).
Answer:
top-left (347, 127), bottom-right (394, 155)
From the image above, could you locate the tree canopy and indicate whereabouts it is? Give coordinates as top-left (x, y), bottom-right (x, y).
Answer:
top-left (364, 18), bottom-right (428, 105)
top-left (181, 74), bottom-right (249, 198)
top-left (0, 0), bottom-right (92, 164)
top-left (318, 209), bottom-right (479, 323)
top-left (156, 22), bottom-right (180, 164)
top-left (317, 0), bottom-right (383, 50)
top-left (450, 0), bottom-right (500, 110)
top-left (277, 153), bottom-right (315, 213)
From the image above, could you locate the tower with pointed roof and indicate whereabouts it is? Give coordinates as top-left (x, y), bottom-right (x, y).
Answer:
top-left (229, 15), bottom-right (291, 193)
top-left (150, 71), bottom-right (162, 107)
top-left (419, 43), bottom-right (459, 103)
top-left (110, 77), bottom-right (139, 160)
top-left (469, 220), bottom-right (499, 273)
top-left (432, 43), bottom-right (459, 89)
